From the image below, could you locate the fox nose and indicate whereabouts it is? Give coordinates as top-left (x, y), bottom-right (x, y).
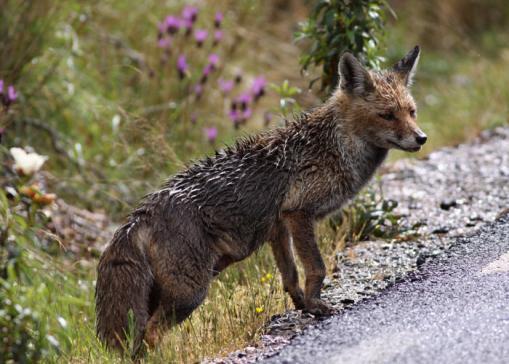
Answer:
top-left (415, 134), bottom-right (427, 145)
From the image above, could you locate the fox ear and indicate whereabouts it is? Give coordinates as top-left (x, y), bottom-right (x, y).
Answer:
top-left (393, 45), bottom-right (421, 87)
top-left (338, 52), bottom-right (374, 96)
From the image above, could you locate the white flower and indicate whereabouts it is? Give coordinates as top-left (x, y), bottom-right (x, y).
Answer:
top-left (10, 147), bottom-right (48, 176)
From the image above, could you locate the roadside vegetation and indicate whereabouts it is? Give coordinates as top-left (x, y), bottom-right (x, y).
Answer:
top-left (1, 0), bottom-right (508, 362)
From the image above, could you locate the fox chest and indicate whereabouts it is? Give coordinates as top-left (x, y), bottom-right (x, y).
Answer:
top-left (281, 148), bottom-right (386, 218)
top-left (281, 164), bottom-right (356, 217)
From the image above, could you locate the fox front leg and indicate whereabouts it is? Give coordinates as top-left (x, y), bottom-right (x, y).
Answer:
top-left (285, 211), bottom-right (335, 316)
top-left (269, 221), bottom-right (305, 310)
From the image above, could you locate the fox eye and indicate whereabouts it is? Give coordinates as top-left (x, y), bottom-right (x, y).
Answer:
top-left (379, 112), bottom-right (396, 121)
top-left (410, 109), bottom-right (416, 118)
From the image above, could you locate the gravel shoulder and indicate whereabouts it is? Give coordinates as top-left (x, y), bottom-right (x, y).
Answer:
top-left (209, 127), bottom-right (509, 363)
top-left (266, 213), bottom-right (509, 364)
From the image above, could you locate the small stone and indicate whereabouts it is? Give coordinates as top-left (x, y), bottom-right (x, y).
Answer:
top-left (440, 199), bottom-right (457, 210)
top-left (469, 213), bottom-right (482, 221)
top-left (432, 226), bottom-right (450, 234)
top-left (340, 298), bottom-right (355, 305)
top-left (416, 254), bottom-right (427, 267)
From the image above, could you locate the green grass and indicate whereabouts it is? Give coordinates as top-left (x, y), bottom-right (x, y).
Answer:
top-left (418, 52), bottom-right (509, 151)
top-left (3, 231), bottom-right (290, 363)
top-left (0, 185), bottom-right (414, 363)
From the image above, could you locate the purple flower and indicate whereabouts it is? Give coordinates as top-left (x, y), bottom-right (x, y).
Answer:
top-left (251, 76), bottom-right (267, 100)
top-left (190, 113), bottom-right (198, 124)
top-left (213, 30), bottom-right (223, 45)
top-left (218, 78), bottom-right (234, 94)
top-left (165, 16), bottom-right (180, 34)
top-left (177, 55), bottom-right (188, 79)
top-left (182, 18), bottom-right (193, 36)
top-left (204, 127), bottom-right (218, 143)
top-left (1, 83), bottom-right (16, 108)
top-left (214, 11), bottom-right (223, 28)
top-left (182, 5), bottom-right (198, 23)
top-left (194, 29), bottom-right (208, 46)
top-left (7, 86), bottom-right (17, 102)
top-left (229, 109), bottom-right (240, 127)
top-left (203, 64), bottom-right (213, 76)
top-left (208, 53), bottom-right (220, 69)
top-left (242, 108), bottom-right (252, 120)
top-left (237, 93), bottom-right (252, 110)
top-left (158, 37), bottom-right (171, 48)
top-left (201, 64), bottom-right (214, 84)
top-left (194, 83), bottom-right (203, 99)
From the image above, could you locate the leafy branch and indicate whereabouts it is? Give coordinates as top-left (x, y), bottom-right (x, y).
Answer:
top-left (296, 0), bottom-right (394, 96)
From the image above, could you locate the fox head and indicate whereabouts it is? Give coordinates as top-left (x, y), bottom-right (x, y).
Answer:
top-left (335, 46), bottom-right (427, 152)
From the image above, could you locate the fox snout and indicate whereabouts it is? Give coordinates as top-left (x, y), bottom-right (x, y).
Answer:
top-left (390, 127), bottom-right (427, 152)
top-left (415, 130), bottom-right (427, 145)
top-left (400, 128), bottom-right (427, 152)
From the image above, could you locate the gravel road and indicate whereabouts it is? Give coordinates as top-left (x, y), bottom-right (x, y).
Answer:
top-left (265, 213), bottom-right (509, 364)
top-left (209, 127), bottom-right (509, 363)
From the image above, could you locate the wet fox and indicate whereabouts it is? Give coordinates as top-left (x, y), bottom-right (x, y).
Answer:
top-left (96, 46), bottom-right (426, 354)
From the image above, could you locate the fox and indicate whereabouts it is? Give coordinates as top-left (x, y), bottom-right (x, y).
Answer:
top-left (95, 46), bottom-right (426, 355)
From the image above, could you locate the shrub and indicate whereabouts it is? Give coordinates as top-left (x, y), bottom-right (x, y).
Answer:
top-left (295, 0), bottom-right (392, 96)
top-left (328, 186), bottom-right (421, 244)
top-left (0, 188), bottom-right (52, 362)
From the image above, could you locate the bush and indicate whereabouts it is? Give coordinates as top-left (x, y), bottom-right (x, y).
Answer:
top-left (0, 188), bottom-right (51, 362)
top-left (0, 184), bottom-right (96, 363)
top-left (328, 186), bottom-right (421, 244)
top-left (296, 0), bottom-right (391, 96)
top-left (0, 280), bottom-right (55, 363)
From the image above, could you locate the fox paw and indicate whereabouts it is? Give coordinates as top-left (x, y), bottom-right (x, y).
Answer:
top-left (304, 298), bottom-right (336, 316)
top-left (291, 290), bottom-right (306, 310)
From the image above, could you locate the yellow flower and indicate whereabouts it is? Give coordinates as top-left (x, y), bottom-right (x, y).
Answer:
top-left (255, 306), bottom-right (264, 314)
top-left (260, 272), bottom-right (273, 284)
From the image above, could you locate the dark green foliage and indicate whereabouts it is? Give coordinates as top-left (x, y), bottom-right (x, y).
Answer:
top-left (0, 188), bottom-right (89, 363)
top-left (296, 0), bottom-right (392, 96)
top-left (0, 190), bottom-right (53, 362)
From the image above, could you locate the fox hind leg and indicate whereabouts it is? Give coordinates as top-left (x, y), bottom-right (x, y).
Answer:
top-left (143, 272), bottom-right (209, 349)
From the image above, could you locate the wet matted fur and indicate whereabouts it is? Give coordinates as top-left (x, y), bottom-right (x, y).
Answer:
top-left (95, 46), bottom-right (426, 355)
